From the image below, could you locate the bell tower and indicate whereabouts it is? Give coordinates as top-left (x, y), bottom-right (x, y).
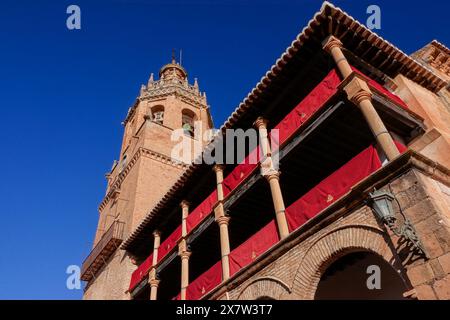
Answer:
top-left (82, 58), bottom-right (213, 299)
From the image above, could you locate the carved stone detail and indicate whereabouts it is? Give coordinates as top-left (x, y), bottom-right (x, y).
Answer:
top-left (342, 74), bottom-right (373, 104)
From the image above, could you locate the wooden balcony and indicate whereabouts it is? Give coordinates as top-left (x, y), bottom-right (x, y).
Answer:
top-left (81, 220), bottom-right (125, 281)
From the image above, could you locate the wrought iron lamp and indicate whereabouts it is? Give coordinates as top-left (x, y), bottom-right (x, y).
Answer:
top-left (369, 189), bottom-right (427, 257)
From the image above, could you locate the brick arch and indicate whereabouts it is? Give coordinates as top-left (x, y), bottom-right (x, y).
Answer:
top-left (237, 276), bottom-right (291, 300)
top-left (292, 225), bottom-right (407, 300)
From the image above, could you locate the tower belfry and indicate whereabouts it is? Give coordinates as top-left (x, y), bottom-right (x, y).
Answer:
top-left (81, 59), bottom-right (213, 299)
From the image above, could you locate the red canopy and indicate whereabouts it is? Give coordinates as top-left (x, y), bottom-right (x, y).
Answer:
top-left (186, 190), bottom-right (218, 233)
top-left (273, 69), bottom-right (341, 148)
top-left (186, 261), bottom-right (222, 300)
top-left (157, 225), bottom-right (182, 263)
top-left (128, 253), bottom-right (153, 292)
top-left (286, 145), bottom-right (382, 232)
top-left (229, 220), bottom-right (279, 276)
top-left (222, 147), bottom-right (262, 197)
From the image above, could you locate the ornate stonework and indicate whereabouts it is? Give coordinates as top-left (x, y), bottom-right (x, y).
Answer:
top-left (412, 40), bottom-right (450, 80)
top-left (124, 60), bottom-right (208, 126)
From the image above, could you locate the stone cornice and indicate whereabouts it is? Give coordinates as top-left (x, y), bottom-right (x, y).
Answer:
top-left (141, 84), bottom-right (207, 109)
top-left (123, 79), bottom-right (208, 127)
top-left (98, 148), bottom-right (189, 212)
top-left (412, 40), bottom-right (450, 79)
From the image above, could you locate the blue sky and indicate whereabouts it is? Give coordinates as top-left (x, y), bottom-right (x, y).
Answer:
top-left (0, 0), bottom-right (448, 300)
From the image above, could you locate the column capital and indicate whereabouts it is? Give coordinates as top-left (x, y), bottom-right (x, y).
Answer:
top-left (260, 156), bottom-right (275, 174)
top-left (179, 250), bottom-right (192, 260)
top-left (178, 238), bottom-right (187, 251)
top-left (253, 117), bottom-right (268, 130)
top-left (213, 164), bottom-right (225, 173)
top-left (264, 170), bottom-right (280, 182)
top-left (180, 200), bottom-right (190, 210)
top-left (340, 73), bottom-right (373, 105)
top-left (216, 215), bottom-right (230, 226)
top-left (322, 35), bottom-right (343, 53)
top-left (149, 279), bottom-right (160, 288)
top-left (152, 230), bottom-right (161, 238)
top-left (350, 90), bottom-right (372, 105)
top-left (214, 201), bottom-right (227, 220)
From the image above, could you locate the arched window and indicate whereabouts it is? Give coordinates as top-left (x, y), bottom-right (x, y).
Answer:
top-left (182, 109), bottom-right (196, 138)
top-left (151, 105), bottom-right (164, 125)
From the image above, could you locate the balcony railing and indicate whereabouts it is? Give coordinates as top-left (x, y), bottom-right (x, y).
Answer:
top-left (81, 220), bottom-right (125, 281)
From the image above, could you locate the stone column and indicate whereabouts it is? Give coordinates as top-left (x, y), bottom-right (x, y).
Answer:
top-left (179, 240), bottom-right (191, 300)
top-left (322, 36), bottom-right (353, 78)
top-left (181, 201), bottom-right (189, 237)
top-left (322, 36), bottom-right (400, 161)
top-left (148, 230), bottom-right (161, 300)
top-left (152, 230), bottom-right (161, 266)
top-left (179, 201), bottom-right (191, 300)
top-left (213, 165), bottom-right (231, 281)
top-left (254, 118), bottom-right (290, 239)
top-left (214, 164), bottom-right (225, 201)
top-left (265, 171), bottom-right (290, 239)
top-left (216, 213), bottom-right (231, 280)
top-left (149, 271), bottom-right (160, 301)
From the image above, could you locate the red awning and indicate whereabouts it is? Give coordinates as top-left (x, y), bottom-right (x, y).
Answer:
top-left (286, 145), bottom-right (382, 232)
top-left (222, 147), bottom-right (262, 197)
top-left (186, 261), bottom-right (222, 300)
top-left (129, 253), bottom-right (153, 292)
top-left (186, 190), bottom-right (217, 233)
top-left (182, 220), bottom-right (279, 300)
top-left (229, 220), bottom-right (279, 276)
top-left (157, 225), bottom-right (182, 263)
top-left (273, 69), bottom-right (341, 147)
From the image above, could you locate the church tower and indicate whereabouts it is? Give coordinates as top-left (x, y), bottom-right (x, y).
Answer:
top-left (81, 58), bottom-right (214, 299)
